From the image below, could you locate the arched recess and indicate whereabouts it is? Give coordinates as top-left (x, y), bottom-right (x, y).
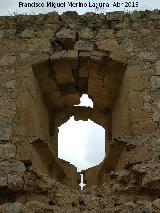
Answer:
top-left (32, 48), bottom-right (127, 187)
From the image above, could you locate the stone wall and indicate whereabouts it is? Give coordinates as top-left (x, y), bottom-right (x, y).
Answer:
top-left (0, 10), bottom-right (160, 212)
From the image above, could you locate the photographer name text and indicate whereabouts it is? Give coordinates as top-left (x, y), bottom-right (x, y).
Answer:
top-left (18, 1), bottom-right (139, 9)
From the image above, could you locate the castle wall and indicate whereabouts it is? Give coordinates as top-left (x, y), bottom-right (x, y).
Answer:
top-left (0, 11), bottom-right (160, 212)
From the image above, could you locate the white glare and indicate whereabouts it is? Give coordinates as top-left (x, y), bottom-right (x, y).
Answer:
top-left (58, 116), bottom-right (105, 172)
top-left (75, 94), bottom-right (93, 108)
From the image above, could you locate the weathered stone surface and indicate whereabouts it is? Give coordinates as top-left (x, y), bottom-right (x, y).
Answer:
top-left (0, 30), bottom-right (4, 39)
top-left (132, 161), bottom-right (160, 189)
top-left (152, 199), bottom-right (160, 210)
top-left (39, 76), bottom-right (58, 94)
top-left (8, 174), bottom-right (24, 190)
top-left (152, 109), bottom-right (160, 122)
top-left (109, 201), bottom-right (153, 213)
top-left (1, 79), bottom-right (16, 89)
top-left (32, 59), bottom-right (51, 81)
top-left (50, 50), bottom-right (78, 62)
top-left (155, 60), bottom-right (160, 75)
top-left (0, 143), bottom-right (16, 161)
top-left (48, 90), bottom-right (65, 108)
top-left (64, 93), bottom-right (80, 106)
top-left (74, 106), bottom-right (90, 121)
top-left (28, 38), bottom-right (51, 52)
top-left (79, 28), bottom-right (94, 40)
top-left (0, 160), bottom-right (26, 176)
top-left (21, 29), bottom-right (35, 38)
top-left (90, 111), bottom-right (109, 128)
top-left (79, 65), bottom-right (89, 78)
top-left (0, 10), bottom-right (160, 212)
top-left (50, 50), bottom-right (78, 70)
top-left (139, 51), bottom-right (157, 61)
top-left (56, 29), bottom-right (76, 49)
top-left (96, 29), bottom-right (114, 40)
top-left (79, 51), bottom-right (105, 62)
top-left (0, 203), bottom-right (23, 213)
top-left (0, 123), bottom-right (13, 141)
top-left (151, 76), bottom-right (160, 90)
top-left (53, 61), bottom-right (75, 85)
top-left (0, 160), bottom-right (26, 190)
top-left (22, 201), bottom-right (54, 213)
top-left (96, 39), bottom-right (119, 52)
top-left (74, 40), bottom-right (94, 51)
top-left (0, 55), bottom-right (16, 65)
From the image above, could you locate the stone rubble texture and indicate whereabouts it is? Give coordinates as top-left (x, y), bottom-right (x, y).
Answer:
top-left (0, 10), bottom-right (160, 212)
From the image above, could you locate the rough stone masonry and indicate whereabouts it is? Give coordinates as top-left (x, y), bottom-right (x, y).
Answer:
top-left (0, 10), bottom-right (160, 212)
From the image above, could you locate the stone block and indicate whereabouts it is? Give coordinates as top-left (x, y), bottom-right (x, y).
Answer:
top-left (60, 83), bottom-right (77, 94)
top-left (132, 161), bottom-right (160, 189)
top-left (0, 160), bottom-right (26, 176)
top-left (96, 29), bottom-right (114, 40)
top-left (153, 199), bottom-right (160, 210)
top-left (89, 64), bottom-right (103, 80)
top-left (127, 65), bottom-right (149, 91)
top-left (79, 61), bottom-right (90, 78)
top-left (0, 30), bottom-right (4, 39)
top-left (39, 76), bottom-right (58, 94)
top-left (79, 28), bottom-right (94, 40)
top-left (152, 109), bottom-right (160, 122)
top-left (78, 78), bottom-right (88, 93)
top-left (139, 51), bottom-right (157, 61)
top-left (28, 38), bottom-right (51, 52)
top-left (126, 146), bottom-right (151, 168)
top-left (0, 143), bottom-right (16, 161)
top-left (104, 74), bottom-right (116, 91)
top-left (109, 46), bottom-right (128, 64)
top-left (1, 79), bottom-right (16, 90)
top-left (88, 78), bottom-right (114, 108)
top-left (130, 108), bottom-right (149, 122)
top-left (155, 60), bottom-right (160, 75)
top-left (8, 174), bottom-right (24, 190)
top-left (151, 76), bottom-right (160, 90)
top-left (0, 203), bottom-right (23, 213)
top-left (22, 201), bottom-right (57, 212)
top-left (0, 123), bottom-right (13, 141)
top-left (16, 143), bottom-right (33, 164)
top-left (128, 91), bottom-right (144, 108)
top-left (53, 61), bottom-right (75, 85)
top-left (50, 50), bottom-right (78, 70)
top-left (79, 53), bottom-right (103, 80)
top-left (79, 51), bottom-right (105, 62)
top-left (48, 90), bottom-right (65, 108)
top-left (88, 78), bottom-right (103, 91)
top-left (0, 176), bottom-right (7, 188)
top-left (118, 201), bottom-right (153, 212)
top-left (56, 29), bottom-right (76, 49)
top-left (21, 29), bottom-right (35, 38)
top-left (64, 93), bottom-right (80, 106)
top-left (96, 39), bottom-right (119, 52)
top-left (91, 111), bottom-right (109, 128)
top-left (0, 55), bottom-right (16, 66)
top-left (74, 40), bottom-right (94, 51)
top-left (93, 94), bottom-right (113, 109)
top-left (50, 50), bottom-right (78, 62)
top-left (54, 108), bottom-right (71, 126)
top-left (32, 59), bottom-right (51, 81)
top-left (74, 107), bottom-right (90, 121)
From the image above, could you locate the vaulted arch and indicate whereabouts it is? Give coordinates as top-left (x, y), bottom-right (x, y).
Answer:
top-left (32, 47), bottom-right (127, 187)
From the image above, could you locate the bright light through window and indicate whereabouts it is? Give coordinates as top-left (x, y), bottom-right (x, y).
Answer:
top-left (58, 94), bottom-right (105, 172)
top-left (58, 116), bottom-right (105, 172)
top-left (75, 94), bottom-right (93, 108)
